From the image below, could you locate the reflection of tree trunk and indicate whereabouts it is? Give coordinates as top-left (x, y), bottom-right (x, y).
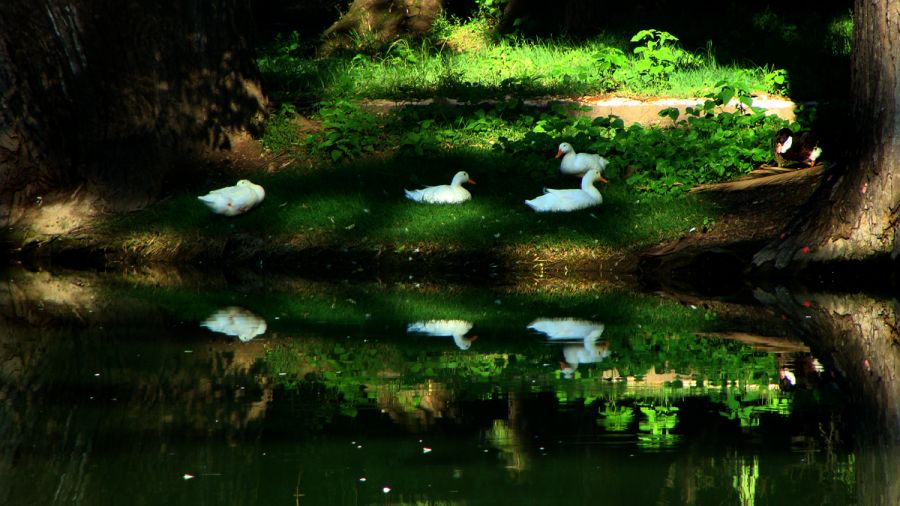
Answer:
top-left (753, 0), bottom-right (900, 267)
top-left (755, 289), bottom-right (900, 439)
top-left (857, 444), bottom-right (900, 506)
top-left (0, 0), bottom-right (265, 225)
top-left (754, 288), bottom-right (900, 505)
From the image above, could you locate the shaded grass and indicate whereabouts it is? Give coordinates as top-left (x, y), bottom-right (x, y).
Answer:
top-left (109, 149), bottom-right (716, 255)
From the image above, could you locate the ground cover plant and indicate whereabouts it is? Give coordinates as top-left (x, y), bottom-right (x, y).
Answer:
top-left (87, 2), bottom-right (846, 264)
top-left (256, 25), bottom-right (781, 107)
top-left (100, 80), bottom-right (803, 262)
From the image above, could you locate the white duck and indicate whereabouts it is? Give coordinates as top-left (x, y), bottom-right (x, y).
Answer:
top-left (407, 319), bottom-right (477, 350)
top-left (198, 179), bottom-right (266, 216)
top-left (556, 142), bottom-right (610, 178)
top-left (525, 168), bottom-right (605, 212)
top-left (201, 306), bottom-right (267, 342)
top-left (405, 171), bottom-right (475, 204)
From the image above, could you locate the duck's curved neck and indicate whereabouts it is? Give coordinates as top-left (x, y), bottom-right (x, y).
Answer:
top-left (581, 177), bottom-right (601, 198)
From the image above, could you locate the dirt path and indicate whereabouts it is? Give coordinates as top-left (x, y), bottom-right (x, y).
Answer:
top-left (361, 94), bottom-right (798, 126)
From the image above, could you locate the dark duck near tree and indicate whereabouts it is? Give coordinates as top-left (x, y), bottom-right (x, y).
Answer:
top-left (773, 128), bottom-right (822, 168)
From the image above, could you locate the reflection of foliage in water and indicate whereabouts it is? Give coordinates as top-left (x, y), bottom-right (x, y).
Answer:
top-left (598, 402), bottom-right (635, 431)
top-left (638, 403), bottom-right (680, 449)
top-left (733, 455), bottom-right (759, 506)
top-left (108, 277), bottom-right (793, 432)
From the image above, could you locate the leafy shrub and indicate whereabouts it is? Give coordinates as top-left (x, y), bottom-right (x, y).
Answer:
top-left (261, 103), bottom-right (303, 154)
top-left (764, 67), bottom-right (789, 94)
top-left (593, 29), bottom-right (703, 92)
top-left (594, 47), bottom-right (630, 91)
top-left (497, 84), bottom-right (790, 194)
top-left (629, 29), bottom-right (702, 89)
top-left (305, 100), bottom-right (380, 161)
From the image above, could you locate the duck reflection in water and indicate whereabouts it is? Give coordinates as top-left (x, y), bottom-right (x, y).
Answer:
top-left (200, 306), bottom-right (267, 342)
top-left (407, 319), bottom-right (477, 350)
top-left (528, 318), bottom-right (609, 378)
top-left (778, 354), bottom-right (826, 391)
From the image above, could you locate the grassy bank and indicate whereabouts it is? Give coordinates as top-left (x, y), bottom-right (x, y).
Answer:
top-left (12, 6), bottom-right (845, 271)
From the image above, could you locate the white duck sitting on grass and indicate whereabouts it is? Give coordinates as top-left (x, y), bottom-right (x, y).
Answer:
top-left (405, 171), bottom-right (475, 204)
top-left (525, 168), bottom-right (605, 212)
top-left (197, 179), bottom-right (266, 216)
top-left (556, 142), bottom-right (610, 178)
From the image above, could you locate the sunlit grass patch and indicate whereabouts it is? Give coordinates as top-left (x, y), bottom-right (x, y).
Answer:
top-left (257, 28), bottom-right (778, 107)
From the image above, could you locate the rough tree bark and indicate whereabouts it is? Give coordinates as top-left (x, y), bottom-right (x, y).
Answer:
top-left (0, 0), bottom-right (265, 226)
top-left (753, 0), bottom-right (900, 268)
top-left (320, 0), bottom-right (443, 54)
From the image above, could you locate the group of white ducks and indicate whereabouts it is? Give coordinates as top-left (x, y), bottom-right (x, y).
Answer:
top-left (404, 142), bottom-right (609, 212)
top-left (197, 142), bottom-right (608, 216)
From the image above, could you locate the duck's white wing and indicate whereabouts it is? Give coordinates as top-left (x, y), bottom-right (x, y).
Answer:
top-left (525, 189), bottom-right (597, 212)
top-left (582, 154), bottom-right (609, 172)
top-left (199, 184), bottom-right (264, 216)
top-left (406, 185), bottom-right (470, 204)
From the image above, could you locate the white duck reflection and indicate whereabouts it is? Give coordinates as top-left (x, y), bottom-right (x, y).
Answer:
top-left (201, 307), bottom-right (267, 342)
top-left (528, 318), bottom-right (609, 378)
top-left (407, 319), bottom-right (477, 350)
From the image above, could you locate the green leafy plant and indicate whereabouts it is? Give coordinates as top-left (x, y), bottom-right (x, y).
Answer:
top-left (594, 47), bottom-right (631, 91)
top-left (305, 100), bottom-right (380, 161)
top-left (498, 84), bottom-right (789, 194)
top-left (261, 103), bottom-right (303, 154)
top-left (764, 67), bottom-right (789, 94)
top-left (474, 0), bottom-right (506, 23)
top-left (629, 29), bottom-right (701, 89)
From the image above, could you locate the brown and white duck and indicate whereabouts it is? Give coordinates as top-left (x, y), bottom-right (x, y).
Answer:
top-left (773, 128), bottom-right (822, 168)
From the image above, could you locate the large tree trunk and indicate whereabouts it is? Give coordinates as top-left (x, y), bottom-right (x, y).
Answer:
top-left (320, 0), bottom-right (443, 54)
top-left (753, 0), bottom-right (900, 268)
top-left (0, 0), bottom-right (265, 226)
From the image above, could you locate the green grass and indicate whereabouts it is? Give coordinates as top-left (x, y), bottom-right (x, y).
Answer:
top-left (113, 148), bottom-right (716, 253)
top-left (108, 87), bottom-right (792, 258)
top-left (256, 25), bottom-right (780, 107)
top-left (98, 15), bottom-right (826, 263)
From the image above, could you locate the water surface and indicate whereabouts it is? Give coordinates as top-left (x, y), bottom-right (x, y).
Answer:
top-left (0, 267), bottom-right (891, 505)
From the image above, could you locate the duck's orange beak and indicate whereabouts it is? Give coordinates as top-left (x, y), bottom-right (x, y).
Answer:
top-left (598, 175), bottom-right (609, 184)
top-left (468, 178), bottom-right (476, 185)
top-left (555, 149), bottom-right (563, 158)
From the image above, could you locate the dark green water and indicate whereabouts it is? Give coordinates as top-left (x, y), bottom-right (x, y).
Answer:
top-left (0, 268), bottom-right (895, 505)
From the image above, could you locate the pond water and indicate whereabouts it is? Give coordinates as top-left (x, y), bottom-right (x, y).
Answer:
top-left (1, 266), bottom-right (896, 505)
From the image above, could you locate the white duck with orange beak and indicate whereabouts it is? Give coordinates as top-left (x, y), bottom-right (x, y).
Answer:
top-left (556, 142), bottom-right (609, 178)
top-left (525, 169), bottom-right (605, 212)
